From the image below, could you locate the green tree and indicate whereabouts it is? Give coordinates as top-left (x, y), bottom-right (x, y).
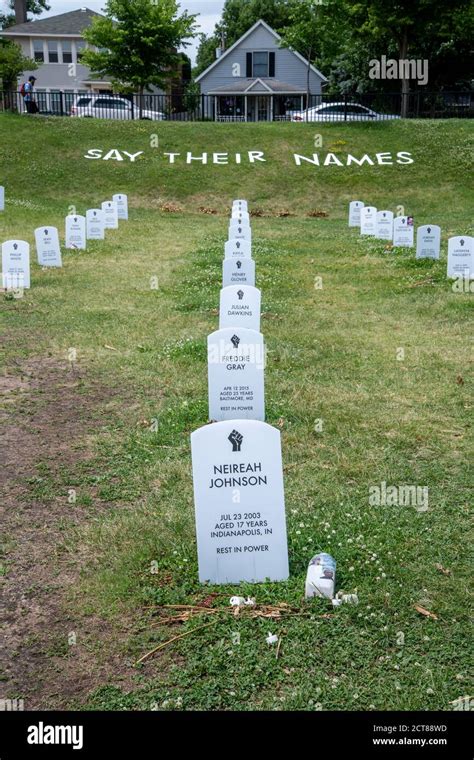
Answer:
top-left (0, 38), bottom-right (37, 99)
top-left (1, 0), bottom-right (50, 29)
top-left (82, 0), bottom-right (197, 115)
top-left (346, 0), bottom-right (472, 115)
top-left (279, 0), bottom-right (324, 105)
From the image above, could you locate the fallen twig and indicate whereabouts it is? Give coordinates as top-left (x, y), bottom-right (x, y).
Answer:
top-left (136, 620), bottom-right (218, 665)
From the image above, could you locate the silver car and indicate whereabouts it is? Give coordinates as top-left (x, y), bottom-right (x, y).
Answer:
top-left (70, 94), bottom-right (166, 121)
top-left (291, 102), bottom-right (400, 122)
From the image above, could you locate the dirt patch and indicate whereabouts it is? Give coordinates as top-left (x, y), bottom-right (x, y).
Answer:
top-left (0, 352), bottom-right (138, 709)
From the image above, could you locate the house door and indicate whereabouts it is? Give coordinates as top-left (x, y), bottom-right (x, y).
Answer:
top-left (256, 95), bottom-right (271, 121)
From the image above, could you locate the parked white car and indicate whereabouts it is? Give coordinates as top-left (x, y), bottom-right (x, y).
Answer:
top-left (70, 95), bottom-right (166, 121)
top-left (290, 102), bottom-right (400, 122)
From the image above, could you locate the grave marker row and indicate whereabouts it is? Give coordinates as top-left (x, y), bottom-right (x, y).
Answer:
top-left (191, 199), bottom-right (289, 584)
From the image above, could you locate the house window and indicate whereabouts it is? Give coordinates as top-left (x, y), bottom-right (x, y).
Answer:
top-left (76, 41), bottom-right (86, 62)
top-left (33, 40), bottom-right (44, 62)
top-left (253, 52), bottom-right (269, 77)
top-left (47, 41), bottom-right (58, 63)
top-left (62, 40), bottom-right (72, 64)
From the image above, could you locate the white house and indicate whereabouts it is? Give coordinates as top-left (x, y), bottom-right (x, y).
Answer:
top-left (196, 19), bottom-right (327, 121)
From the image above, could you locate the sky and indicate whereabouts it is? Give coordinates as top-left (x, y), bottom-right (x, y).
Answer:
top-left (1, 0), bottom-right (225, 62)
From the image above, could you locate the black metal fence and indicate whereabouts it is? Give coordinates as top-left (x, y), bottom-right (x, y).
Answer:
top-left (1, 89), bottom-right (472, 121)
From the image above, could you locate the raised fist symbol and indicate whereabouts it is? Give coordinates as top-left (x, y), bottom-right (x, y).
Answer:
top-left (231, 335), bottom-right (240, 348)
top-left (228, 430), bottom-right (243, 452)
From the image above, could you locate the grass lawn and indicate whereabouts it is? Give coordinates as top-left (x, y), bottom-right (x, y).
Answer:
top-left (0, 114), bottom-right (472, 711)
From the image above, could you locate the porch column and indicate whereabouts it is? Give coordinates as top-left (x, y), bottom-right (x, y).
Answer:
top-left (245, 95), bottom-right (247, 122)
top-left (300, 95), bottom-right (303, 113)
top-left (270, 95), bottom-right (273, 122)
top-left (214, 95), bottom-right (217, 122)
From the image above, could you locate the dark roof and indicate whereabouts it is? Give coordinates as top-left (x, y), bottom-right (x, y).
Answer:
top-left (208, 78), bottom-right (306, 95)
top-left (1, 8), bottom-right (101, 36)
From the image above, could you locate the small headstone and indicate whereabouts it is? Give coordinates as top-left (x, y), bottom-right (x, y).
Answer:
top-left (447, 236), bottom-right (474, 279)
top-left (101, 200), bottom-right (119, 229)
top-left (348, 200), bottom-right (364, 227)
top-left (0, 186), bottom-right (4, 211)
top-left (229, 217), bottom-right (251, 230)
top-left (375, 210), bottom-right (394, 240)
top-left (228, 225), bottom-right (252, 242)
top-left (190, 419), bottom-right (289, 584)
top-left (86, 209), bottom-right (105, 240)
top-left (34, 227), bottom-right (62, 267)
top-left (65, 215), bottom-right (86, 250)
top-left (219, 285), bottom-right (261, 332)
top-left (208, 327), bottom-right (265, 421)
top-left (393, 215), bottom-right (414, 247)
top-left (231, 210), bottom-right (250, 222)
top-left (233, 199), bottom-right (248, 212)
top-left (416, 225), bottom-right (441, 259)
top-left (113, 193), bottom-right (128, 220)
top-left (225, 239), bottom-right (252, 259)
top-left (222, 257), bottom-right (255, 287)
top-left (360, 206), bottom-right (377, 236)
top-left (2, 240), bottom-right (30, 288)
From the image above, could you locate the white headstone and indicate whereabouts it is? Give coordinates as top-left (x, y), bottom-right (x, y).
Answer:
top-left (416, 225), bottom-right (441, 260)
top-left (86, 209), bottom-right (105, 240)
top-left (447, 236), bottom-right (474, 279)
top-left (375, 210), bottom-right (394, 240)
top-left (348, 200), bottom-right (364, 227)
top-left (113, 193), bottom-right (128, 220)
top-left (65, 215), bottom-right (86, 250)
top-left (0, 186), bottom-right (4, 211)
top-left (231, 210), bottom-right (250, 222)
top-left (225, 238), bottom-right (252, 259)
top-left (393, 215), bottom-right (414, 247)
top-left (228, 225), bottom-right (251, 242)
top-left (222, 257), bottom-right (255, 287)
top-left (2, 240), bottom-right (30, 288)
top-left (360, 206), bottom-right (377, 236)
top-left (219, 285), bottom-right (261, 332)
top-left (101, 200), bottom-right (119, 229)
top-left (233, 199), bottom-right (248, 212)
top-left (35, 226), bottom-right (62, 267)
top-left (190, 419), bottom-right (289, 584)
top-left (229, 217), bottom-right (251, 230)
top-left (208, 327), bottom-right (265, 421)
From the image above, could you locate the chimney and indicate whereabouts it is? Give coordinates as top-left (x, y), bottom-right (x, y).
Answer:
top-left (14, 0), bottom-right (27, 24)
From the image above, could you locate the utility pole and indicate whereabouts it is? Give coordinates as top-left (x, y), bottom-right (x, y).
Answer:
top-left (14, 0), bottom-right (28, 24)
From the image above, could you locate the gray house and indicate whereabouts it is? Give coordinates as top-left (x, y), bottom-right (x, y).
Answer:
top-left (0, 8), bottom-right (108, 103)
top-left (196, 19), bottom-right (327, 121)
top-left (0, 7), bottom-right (165, 112)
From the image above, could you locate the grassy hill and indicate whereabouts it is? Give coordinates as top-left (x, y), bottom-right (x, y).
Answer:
top-left (1, 114), bottom-right (473, 711)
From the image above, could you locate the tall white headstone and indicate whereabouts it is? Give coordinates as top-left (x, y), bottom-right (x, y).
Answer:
top-left (190, 420), bottom-right (289, 584)
top-left (360, 206), bottom-right (377, 236)
top-left (219, 285), bottom-right (261, 332)
top-left (0, 186), bottom-right (4, 211)
top-left (393, 216), bottom-right (414, 247)
top-left (229, 217), bottom-right (251, 231)
top-left (447, 236), bottom-right (474, 279)
top-left (86, 209), bottom-right (105, 240)
top-left (375, 210), bottom-right (394, 240)
top-left (2, 240), bottom-right (30, 288)
top-left (35, 226), bottom-right (62, 267)
top-left (416, 225), bottom-right (441, 260)
top-left (101, 200), bottom-right (119, 229)
top-left (113, 193), bottom-right (128, 220)
top-left (208, 327), bottom-right (265, 421)
top-left (65, 215), bottom-right (86, 250)
top-left (229, 225), bottom-right (251, 242)
top-left (348, 200), bottom-right (364, 227)
top-left (225, 239), bottom-right (252, 259)
top-left (222, 257), bottom-right (255, 287)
